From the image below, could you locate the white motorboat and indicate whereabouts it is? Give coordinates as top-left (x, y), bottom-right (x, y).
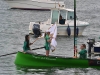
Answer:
top-left (29, 7), bottom-right (89, 36)
top-left (4, 0), bottom-right (65, 10)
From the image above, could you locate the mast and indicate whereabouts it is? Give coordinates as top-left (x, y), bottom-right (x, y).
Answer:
top-left (74, 0), bottom-right (77, 57)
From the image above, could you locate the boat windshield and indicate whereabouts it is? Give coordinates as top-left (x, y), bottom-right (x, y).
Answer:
top-left (67, 11), bottom-right (74, 20)
top-left (59, 10), bottom-right (66, 24)
top-left (51, 10), bottom-right (59, 24)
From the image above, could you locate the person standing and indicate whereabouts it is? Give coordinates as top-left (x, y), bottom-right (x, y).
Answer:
top-left (44, 31), bottom-right (51, 56)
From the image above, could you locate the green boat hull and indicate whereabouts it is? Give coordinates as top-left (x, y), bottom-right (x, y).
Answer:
top-left (14, 52), bottom-right (100, 68)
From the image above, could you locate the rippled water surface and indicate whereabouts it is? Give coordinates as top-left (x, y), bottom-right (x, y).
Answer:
top-left (0, 0), bottom-right (100, 75)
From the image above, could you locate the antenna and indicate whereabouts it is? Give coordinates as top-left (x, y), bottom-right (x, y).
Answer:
top-left (55, 0), bottom-right (56, 8)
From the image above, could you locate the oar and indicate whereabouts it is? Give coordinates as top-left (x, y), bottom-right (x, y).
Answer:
top-left (32, 34), bottom-right (44, 44)
top-left (32, 46), bottom-right (45, 50)
top-left (32, 37), bottom-right (39, 44)
top-left (0, 46), bottom-right (45, 57)
top-left (0, 52), bottom-right (17, 57)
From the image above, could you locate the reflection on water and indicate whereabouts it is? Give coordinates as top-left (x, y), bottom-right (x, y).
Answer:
top-left (15, 67), bottom-right (100, 75)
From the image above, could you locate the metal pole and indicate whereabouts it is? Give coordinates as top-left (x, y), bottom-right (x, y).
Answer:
top-left (74, 0), bottom-right (77, 57)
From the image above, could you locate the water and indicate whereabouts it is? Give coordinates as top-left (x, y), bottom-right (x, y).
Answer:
top-left (0, 0), bottom-right (100, 75)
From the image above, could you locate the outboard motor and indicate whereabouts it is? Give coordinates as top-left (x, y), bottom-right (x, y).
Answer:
top-left (87, 39), bottom-right (95, 57)
top-left (33, 24), bottom-right (41, 37)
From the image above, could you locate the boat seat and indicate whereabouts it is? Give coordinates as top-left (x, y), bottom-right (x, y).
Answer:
top-left (59, 19), bottom-right (65, 24)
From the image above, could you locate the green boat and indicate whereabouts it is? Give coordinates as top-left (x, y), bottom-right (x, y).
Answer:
top-left (14, 0), bottom-right (100, 69)
top-left (14, 51), bottom-right (100, 68)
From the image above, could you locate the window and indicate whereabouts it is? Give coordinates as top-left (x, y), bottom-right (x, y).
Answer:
top-left (59, 10), bottom-right (66, 24)
top-left (67, 11), bottom-right (74, 20)
top-left (51, 10), bottom-right (59, 24)
top-left (60, 10), bottom-right (66, 19)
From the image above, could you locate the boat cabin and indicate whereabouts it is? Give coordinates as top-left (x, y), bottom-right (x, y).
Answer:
top-left (51, 8), bottom-right (74, 24)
